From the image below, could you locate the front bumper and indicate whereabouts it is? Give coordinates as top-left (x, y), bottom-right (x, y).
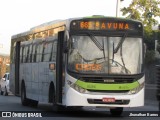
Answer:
top-left (65, 87), bottom-right (144, 107)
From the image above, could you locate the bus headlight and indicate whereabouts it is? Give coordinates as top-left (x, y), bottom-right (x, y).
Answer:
top-left (67, 80), bottom-right (87, 93)
top-left (72, 84), bottom-right (86, 93)
top-left (129, 82), bottom-right (144, 94)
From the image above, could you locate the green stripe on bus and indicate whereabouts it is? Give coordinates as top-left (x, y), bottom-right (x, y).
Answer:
top-left (75, 80), bottom-right (139, 90)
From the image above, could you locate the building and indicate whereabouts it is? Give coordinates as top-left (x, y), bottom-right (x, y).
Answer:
top-left (0, 53), bottom-right (10, 78)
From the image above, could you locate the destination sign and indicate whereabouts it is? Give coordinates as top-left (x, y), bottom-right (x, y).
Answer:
top-left (71, 20), bottom-right (142, 31)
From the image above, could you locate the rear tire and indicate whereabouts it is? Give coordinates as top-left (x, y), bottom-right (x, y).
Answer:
top-left (21, 82), bottom-right (29, 106)
top-left (4, 87), bottom-right (8, 96)
top-left (29, 99), bottom-right (38, 107)
top-left (110, 107), bottom-right (123, 116)
top-left (1, 91), bottom-right (3, 95)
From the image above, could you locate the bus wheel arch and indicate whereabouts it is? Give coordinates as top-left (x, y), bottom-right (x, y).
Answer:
top-left (49, 82), bottom-right (55, 103)
top-left (49, 82), bottom-right (62, 111)
top-left (21, 80), bottom-right (29, 106)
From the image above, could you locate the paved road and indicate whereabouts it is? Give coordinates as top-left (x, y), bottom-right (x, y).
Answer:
top-left (0, 85), bottom-right (160, 120)
top-left (0, 84), bottom-right (159, 120)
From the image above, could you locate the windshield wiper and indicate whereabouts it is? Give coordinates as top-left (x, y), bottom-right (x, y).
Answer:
top-left (87, 33), bottom-right (106, 61)
top-left (112, 33), bottom-right (129, 74)
top-left (114, 33), bottom-right (127, 53)
top-left (87, 33), bottom-right (104, 51)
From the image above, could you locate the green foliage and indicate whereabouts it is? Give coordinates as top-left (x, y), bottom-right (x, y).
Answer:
top-left (145, 50), bottom-right (155, 64)
top-left (121, 0), bottom-right (160, 64)
top-left (156, 31), bottom-right (160, 51)
top-left (157, 44), bottom-right (160, 53)
top-left (144, 30), bottom-right (155, 50)
top-left (157, 30), bottom-right (160, 41)
top-left (121, 0), bottom-right (160, 32)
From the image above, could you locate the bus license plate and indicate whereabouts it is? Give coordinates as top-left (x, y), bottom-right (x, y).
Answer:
top-left (102, 98), bottom-right (115, 103)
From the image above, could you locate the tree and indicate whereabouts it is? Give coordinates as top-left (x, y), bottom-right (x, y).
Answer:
top-left (121, 0), bottom-right (160, 32)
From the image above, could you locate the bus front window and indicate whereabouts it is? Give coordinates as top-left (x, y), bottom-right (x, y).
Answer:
top-left (68, 35), bottom-right (143, 75)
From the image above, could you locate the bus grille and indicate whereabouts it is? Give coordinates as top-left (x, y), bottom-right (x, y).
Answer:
top-left (87, 90), bottom-right (129, 93)
top-left (81, 77), bottom-right (135, 84)
top-left (87, 99), bottom-right (130, 105)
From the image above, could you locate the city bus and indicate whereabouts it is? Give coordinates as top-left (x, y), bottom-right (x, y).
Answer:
top-left (10, 16), bottom-right (144, 116)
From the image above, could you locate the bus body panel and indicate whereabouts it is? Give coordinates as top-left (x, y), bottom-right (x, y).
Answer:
top-left (39, 62), bottom-right (49, 102)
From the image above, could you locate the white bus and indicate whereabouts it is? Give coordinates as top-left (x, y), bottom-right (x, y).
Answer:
top-left (10, 16), bottom-right (144, 116)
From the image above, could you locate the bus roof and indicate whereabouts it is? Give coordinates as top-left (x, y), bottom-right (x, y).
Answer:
top-left (11, 16), bottom-right (142, 40)
top-left (11, 19), bottom-right (67, 40)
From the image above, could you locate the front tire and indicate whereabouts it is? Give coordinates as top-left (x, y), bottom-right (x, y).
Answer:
top-left (52, 88), bottom-right (63, 112)
top-left (110, 107), bottom-right (123, 116)
top-left (66, 106), bottom-right (83, 111)
top-left (21, 82), bottom-right (29, 106)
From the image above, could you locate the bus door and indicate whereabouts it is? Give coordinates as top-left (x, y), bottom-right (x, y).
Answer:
top-left (15, 41), bottom-right (20, 96)
top-left (56, 31), bottom-right (65, 104)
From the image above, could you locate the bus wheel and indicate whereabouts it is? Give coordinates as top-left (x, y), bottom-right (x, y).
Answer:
top-left (21, 83), bottom-right (29, 106)
top-left (66, 106), bottom-right (83, 111)
top-left (30, 99), bottom-right (38, 107)
top-left (52, 90), bottom-right (62, 112)
top-left (0, 91), bottom-right (3, 95)
top-left (4, 87), bottom-right (8, 96)
top-left (110, 107), bottom-right (123, 116)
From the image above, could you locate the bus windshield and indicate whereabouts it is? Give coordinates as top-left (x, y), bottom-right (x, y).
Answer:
top-left (68, 34), bottom-right (143, 75)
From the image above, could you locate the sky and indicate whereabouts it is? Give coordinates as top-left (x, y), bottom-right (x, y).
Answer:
top-left (0, 0), bottom-right (138, 55)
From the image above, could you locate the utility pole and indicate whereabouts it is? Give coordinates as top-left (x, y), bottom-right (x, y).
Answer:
top-left (116, 0), bottom-right (124, 17)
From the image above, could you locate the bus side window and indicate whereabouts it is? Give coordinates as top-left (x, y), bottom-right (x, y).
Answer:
top-left (26, 45), bottom-right (29, 63)
top-left (23, 46), bottom-right (26, 63)
top-left (20, 46), bottom-right (24, 63)
top-left (51, 40), bottom-right (57, 61)
top-left (32, 44), bottom-right (36, 62)
top-left (36, 43), bottom-right (43, 62)
top-left (42, 42), bottom-right (52, 62)
top-left (29, 44), bottom-right (32, 62)
top-left (34, 44), bottom-right (38, 62)
top-left (42, 42), bottom-right (46, 62)
top-left (49, 41), bottom-right (53, 61)
top-left (48, 42), bottom-right (53, 62)
top-left (39, 43), bottom-right (43, 62)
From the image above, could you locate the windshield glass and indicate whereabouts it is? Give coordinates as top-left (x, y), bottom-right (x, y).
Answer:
top-left (68, 35), bottom-right (143, 75)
